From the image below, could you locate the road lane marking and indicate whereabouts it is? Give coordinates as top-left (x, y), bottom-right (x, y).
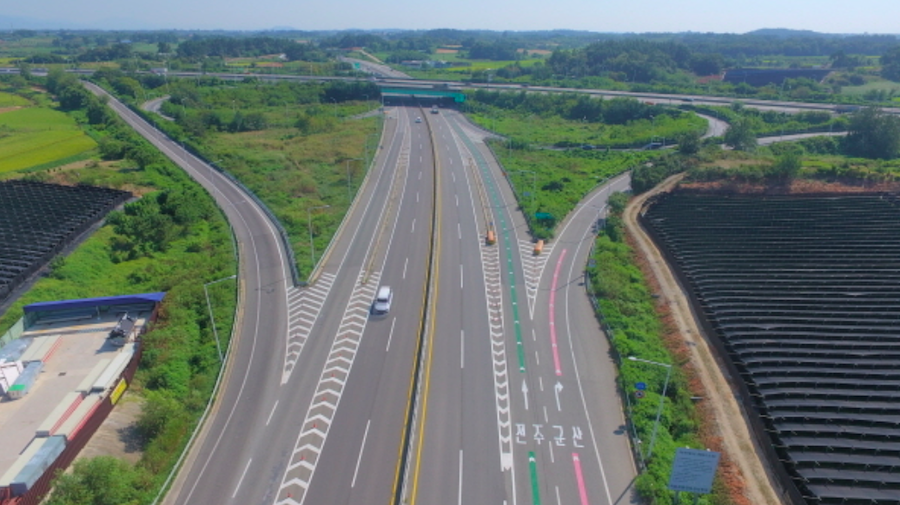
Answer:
top-left (419, 171), bottom-right (422, 180)
top-left (554, 381), bottom-right (564, 411)
top-left (548, 250), bottom-right (567, 376)
top-left (458, 449), bottom-right (464, 505)
top-left (521, 379), bottom-right (529, 410)
top-left (460, 330), bottom-right (465, 368)
top-left (451, 171), bottom-right (456, 183)
top-left (555, 486), bottom-right (561, 505)
top-left (460, 264), bottom-right (464, 289)
top-left (233, 458), bottom-right (252, 498)
top-left (387, 317), bottom-right (397, 352)
top-left (266, 400), bottom-right (279, 426)
top-left (529, 452), bottom-right (542, 505)
top-left (411, 218), bottom-right (416, 233)
top-left (532, 328), bottom-right (536, 341)
top-left (572, 453), bottom-right (590, 505)
top-left (458, 223), bottom-right (461, 240)
top-left (351, 420), bottom-right (372, 488)
top-left (539, 376), bottom-right (544, 391)
top-left (403, 257), bottom-right (409, 279)
top-left (543, 405), bottom-right (549, 423)
top-left (535, 350), bottom-right (540, 365)
top-left (417, 191), bottom-right (419, 203)
top-left (420, 155), bottom-right (422, 163)
top-left (455, 194), bottom-right (459, 207)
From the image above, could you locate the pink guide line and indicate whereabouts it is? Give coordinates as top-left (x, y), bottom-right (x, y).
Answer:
top-left (549, 249), bottom-right (567, 376)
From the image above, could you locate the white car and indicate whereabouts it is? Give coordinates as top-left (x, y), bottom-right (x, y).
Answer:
top-left (372, 286), bottom-right (393, 315)
top-left (415, 117), bottom-right (422, 123)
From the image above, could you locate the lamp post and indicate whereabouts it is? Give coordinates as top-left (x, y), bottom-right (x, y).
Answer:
top-left (307, 205), bottom-right (330, 267)
top-left (204, 274), bottom-right (237, 361)
top-left (329, 97), bottom-right (338, 119)
top-left (345, 158), bottom-right (363, 201)
top-left (628, 356), bottom-right (672, 461)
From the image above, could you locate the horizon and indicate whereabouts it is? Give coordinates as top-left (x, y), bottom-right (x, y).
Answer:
top-left (4, 0), bottom-right (900, 34)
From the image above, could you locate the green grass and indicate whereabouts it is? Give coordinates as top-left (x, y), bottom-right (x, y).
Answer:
top-left (841, 79), bottom-right (900, 97)
top-left (492, 146), bottom-right (657, 238)
top-left (0, 91), bottom-right (31, 108)
top-left (471, 109), bottom-right (706, 148)
top-left (0, 107), bottom-right (97, 173)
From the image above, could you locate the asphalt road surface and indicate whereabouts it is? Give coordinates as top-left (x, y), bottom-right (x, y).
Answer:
top-left (405, 109), bottom-right (639, 505)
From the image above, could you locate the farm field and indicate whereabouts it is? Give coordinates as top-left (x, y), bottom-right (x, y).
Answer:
top-left (0, 104), bottom-right (97, 174)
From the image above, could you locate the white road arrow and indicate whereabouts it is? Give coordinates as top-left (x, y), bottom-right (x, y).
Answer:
top-left (522, 379), bottom-right (529, 411)
top-left (554, 381), bottom-right (564, 411)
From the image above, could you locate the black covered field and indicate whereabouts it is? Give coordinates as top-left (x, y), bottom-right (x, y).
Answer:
top-left (0, 180), bottom-right (131, 302)
top-left (642, 192), bottom-right (900, 505)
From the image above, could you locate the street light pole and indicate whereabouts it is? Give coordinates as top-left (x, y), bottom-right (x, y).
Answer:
top-left (307, 205), bottom-right (331, 267)
top-left (204, 274), bottom-right (237, 361)
top-left (345, 158), bottom-right (363, 201)
top-left (628, 356), bottom-right (672, 461)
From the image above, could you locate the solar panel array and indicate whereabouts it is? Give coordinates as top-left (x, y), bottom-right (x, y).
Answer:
top-left (642, 192), bottom-right (900, 505)
top-left (0, 180), bottom-right (131, 302)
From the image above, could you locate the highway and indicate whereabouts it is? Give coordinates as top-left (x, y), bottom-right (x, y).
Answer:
top-left (403, 108), bottom-right (639, 504)
top-left (93, 78), bottom-right (444, 505)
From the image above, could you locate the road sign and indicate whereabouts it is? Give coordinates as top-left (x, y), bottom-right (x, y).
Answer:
top-left (588, 259), bottom-right (596, 268)
top-left (635, 382), bottom-right (647, 390)
top-left (535, 212), bottom-right (553, 220)
top-left (667, 448), bottom-right (721, 494)
top-left (635, 390), bottom-right (645, 399)
top-left (523, 191), bottom-right (531, 197)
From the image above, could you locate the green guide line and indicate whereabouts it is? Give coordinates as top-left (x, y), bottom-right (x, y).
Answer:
top-left (451, 121), bottom-right (526, 372)
top-left (529, 451), bottom-right (542, 505)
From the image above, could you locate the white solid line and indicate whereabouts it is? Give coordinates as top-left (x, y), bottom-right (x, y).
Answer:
top-left (266, 400), bottom-right (279, 426)
top-left (403, 257), bottom-right (409, 279)
top-left (549, 441), bottom-right (555, 463)
top-left (352, 419), bottom-right (372, 488)
top-left (387, 317), bottom-right (397, 352)
top-left (556, 486), bottom-right (562, 505)
top-left (458, 449), bottom-right (464, 505)
top-left (232, 458), bottom-right (252, 498)
top-left (411, 218), bottom-right (416, 233)
top-left (461, 330), bottom-right (465, 369)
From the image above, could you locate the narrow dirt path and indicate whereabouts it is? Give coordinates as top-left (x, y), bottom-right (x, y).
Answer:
top-left (623, 174), bottom-right (784, 505)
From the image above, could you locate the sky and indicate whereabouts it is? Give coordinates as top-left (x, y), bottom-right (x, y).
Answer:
top-left (4, 0), bottom-right (899, 33)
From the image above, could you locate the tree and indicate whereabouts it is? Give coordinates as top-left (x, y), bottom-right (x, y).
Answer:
top-left (724, 118), bottom-right (757, 151)
top-left (675, 130), bottom-right (702, 155)
top-left (46, 457), bottom-right (150, 505)
top-left (771, 149), bottom-right (802, 181)
top-left (844, 107), bottom-right (900, 159)
top-left (880, 45), bottom-right (900, 82)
